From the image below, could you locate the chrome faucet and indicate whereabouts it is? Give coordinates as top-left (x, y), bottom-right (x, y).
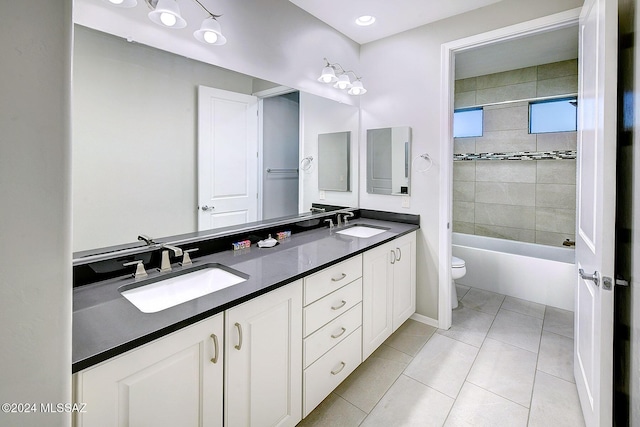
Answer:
top-left (159, 244), bottom-right (183, 273)
top-left (138, 234), bottom-right (155, 245)
top-left (310, 207), bottom-right (326, 213)
top-left (341, 212), bottom-right (355, 225)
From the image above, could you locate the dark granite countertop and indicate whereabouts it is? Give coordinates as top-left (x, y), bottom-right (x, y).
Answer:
top-left (73, 218), bottom-right (419, 372)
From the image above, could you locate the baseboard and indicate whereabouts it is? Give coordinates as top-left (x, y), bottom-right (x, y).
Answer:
top-left (410, 313), bottom-right (440, 328)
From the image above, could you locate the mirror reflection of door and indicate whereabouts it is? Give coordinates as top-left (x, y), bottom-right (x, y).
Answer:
top-left (197, 86), bottom-right (259, 231)
top-left (261, 92), bottom-right (300, 220)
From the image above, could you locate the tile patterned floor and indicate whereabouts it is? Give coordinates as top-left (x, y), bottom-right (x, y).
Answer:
top-left (298, 286), bottom-right (585, 426)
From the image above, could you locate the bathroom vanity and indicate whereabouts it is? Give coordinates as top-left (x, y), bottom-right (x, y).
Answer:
top-left (72, 210), bottom-right (418, 427)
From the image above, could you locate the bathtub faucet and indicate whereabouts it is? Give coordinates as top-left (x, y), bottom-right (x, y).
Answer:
top-left (562, 239), bottom-right (575, 247)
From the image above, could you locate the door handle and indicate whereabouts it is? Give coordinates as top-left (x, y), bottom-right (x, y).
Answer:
top-left (201, 205), bottom-right (215, 211)
top-left (390, 250), bottom-right (396, 264)
top-left (579, 268), bottom-right (599, 287)
top-left (395, 248), bottom-right (402, 262)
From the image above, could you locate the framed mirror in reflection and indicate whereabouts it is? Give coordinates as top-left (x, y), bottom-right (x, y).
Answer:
top-left (366, 127), bottom-right (412, 195)
top-left (72, 25), bottom-right (359, 256)
top-left (318, 131), bottom-right (351, 192)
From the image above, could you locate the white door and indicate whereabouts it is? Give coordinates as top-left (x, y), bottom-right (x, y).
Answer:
top-left (198, 86), bottom-right (258, 231)
top-left (574, 0), bottom-right (617, 425)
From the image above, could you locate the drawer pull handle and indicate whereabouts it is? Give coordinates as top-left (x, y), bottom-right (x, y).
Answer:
top-left (331, 361), bottom-right (346, 375)
top-left (331, 273), bottom-right (347, 282)
top-left (331, 300), bottom-right (347, 310)
top-left (234, 322), bottom-right (243, 350)
top-left (210, 333), bottom-right (219, 364)
top-left (331, 327), bottom-right (347, 339)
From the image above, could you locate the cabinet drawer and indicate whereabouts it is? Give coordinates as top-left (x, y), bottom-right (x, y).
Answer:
top-left (303, 327), bottom-right (362, 417)
top-left (304, 278), bottom-right (362, 337)
top-left (304, 255), bottom-right (362, 306)
top-left (304, 303), bottom-right (362, 368)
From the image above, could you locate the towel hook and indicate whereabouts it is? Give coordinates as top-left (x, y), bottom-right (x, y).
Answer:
top-left (412, 153), bottom-right (433, 173)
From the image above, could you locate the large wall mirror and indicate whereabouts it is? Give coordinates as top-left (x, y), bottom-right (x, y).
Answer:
top-left (366, 127), bottom-right (412, 195)
top-left (72, 24), bottom-right (359, 255)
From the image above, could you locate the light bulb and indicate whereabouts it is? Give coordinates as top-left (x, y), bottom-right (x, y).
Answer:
top-left (351, 87), bottom-right (362, 95)
top-left (321, 75), bottom-right (332, 83)
top-left (355, 15), bottom-right (376, 26)
top-left (109, 0), bottom-right (124, 4)
top-left (160, 12), bottom-right (177, 27)
top-left (337, 81), bottom-right (348, 89)
top-left (203, 31), bottom-right (218, 44)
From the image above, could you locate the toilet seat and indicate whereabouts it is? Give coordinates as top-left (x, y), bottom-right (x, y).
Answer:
top-left (452, 256), bottom-right (465, 268)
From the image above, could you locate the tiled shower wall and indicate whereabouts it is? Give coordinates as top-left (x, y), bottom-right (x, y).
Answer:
top-left (453, 59), bottom-right (577, 247)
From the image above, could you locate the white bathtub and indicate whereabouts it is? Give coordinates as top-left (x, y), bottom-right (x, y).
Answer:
top-left (452, 233), bottom-right (576, 311)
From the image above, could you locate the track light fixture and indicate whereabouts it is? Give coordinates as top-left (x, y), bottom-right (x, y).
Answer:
top-left (104, 0), bottom-right (227, 45)
top-left (317, 58), bottom-right (366, 96)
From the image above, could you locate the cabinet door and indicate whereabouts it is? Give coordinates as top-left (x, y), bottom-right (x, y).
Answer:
top-left (392, 232), bottom-right (417, 331)
top-left (74, 314), bottom-right (224, 427)
top-left (225, 280), bottom-right (302, 427)
top-left (362, 242), bottom-right (394, 360)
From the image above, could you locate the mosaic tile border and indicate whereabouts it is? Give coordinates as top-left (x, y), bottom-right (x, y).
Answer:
top-left (453, 150), bottom-right (576, 161)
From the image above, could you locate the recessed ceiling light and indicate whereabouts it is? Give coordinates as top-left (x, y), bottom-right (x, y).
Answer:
top-left (355, 15), bottom-right (376, 26)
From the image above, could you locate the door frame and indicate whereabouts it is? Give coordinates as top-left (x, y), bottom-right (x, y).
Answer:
top-left (438, 8), bottom-right (582, 329)
top-left (253, 86), bottom-right (297, 221)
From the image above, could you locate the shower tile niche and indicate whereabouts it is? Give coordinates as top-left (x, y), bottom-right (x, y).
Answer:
top-left (453, 59), bottom-right (578, 248)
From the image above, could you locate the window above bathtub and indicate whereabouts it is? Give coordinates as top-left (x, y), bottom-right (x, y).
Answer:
top-left (529, 97), bottom-right (577, 134)
top-left (453, 107), bottom-right (483, 138)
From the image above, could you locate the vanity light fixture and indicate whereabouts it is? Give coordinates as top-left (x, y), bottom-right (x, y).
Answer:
top-left (119, 0), bottom-right (228, 44)
top-left (103, 0), bottom-right (138, 7)
top-left (147, 0), bottom-right (187, 28)
top-left (318, 58), bottom-right (366, 96)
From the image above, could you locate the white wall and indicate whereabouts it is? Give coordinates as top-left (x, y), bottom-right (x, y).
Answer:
top-left (359, 0), bottom-right (584, 320)
top-left (300, 93), bottom-right (360, 211)
top-left (0, 2), bottom-right (72, 426)
top-left (73, 0), bottom-right (361, 107)
top-left (73, 26), bottom-right (256, 251)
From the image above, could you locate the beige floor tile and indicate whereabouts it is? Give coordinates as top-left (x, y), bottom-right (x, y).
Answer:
top-left (537, 331), bottom-right (574, 383)
top-left (501, 296), bottom-right (546, 319)
top-left (444, 382), bottom-right (529, 426)
top-left (298, 393), bottom-right (366, 427)
top-left (543, 306), bottom-right (574, 338)
top-left (487, 309), bottom-right (543, 353)
top-left (460, 288), bottom-right (505, 316)
top-left (361, 375), bottom-right (454, 427)
top-left (334, 352), bottom-right (407, 413)
top-left (404, 333), bottom-right (478, 398)
top-left (455, 284), bottom-right (471, 300)
top-left (369, 344), bottom-right (413, 365)
top-left (466, 338), bottom-right (537, 407)
top-left (383, 319), bottom-right (436, 356)
top-left (437, 305), bottom-right (495, 347)
top-left (528, 371), bottom-right (585, 426)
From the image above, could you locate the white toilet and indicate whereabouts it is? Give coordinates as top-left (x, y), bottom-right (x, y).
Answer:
top-left (451, 256), bottom-right (467, 309)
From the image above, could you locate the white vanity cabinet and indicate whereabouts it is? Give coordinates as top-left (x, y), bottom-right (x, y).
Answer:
top-left (302, 256), bottom-right (363, 417)
top-left (73, 313), bottom-right (224, 427)
top-left (225, 280), bottom-right (303, 427)
top-left (362, 231), bottom-right (416, 360)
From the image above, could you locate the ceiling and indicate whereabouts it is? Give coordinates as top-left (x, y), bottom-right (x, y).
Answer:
top-left (455, 26), bottom-right (579, 79)
top-left (289, 0), bottom-right (505, 45)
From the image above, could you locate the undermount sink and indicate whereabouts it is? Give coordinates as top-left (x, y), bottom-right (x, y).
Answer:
top-left (120, 263), bottom-right (248, 313)
top-left (336, 225), bottom-right (388, 238)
